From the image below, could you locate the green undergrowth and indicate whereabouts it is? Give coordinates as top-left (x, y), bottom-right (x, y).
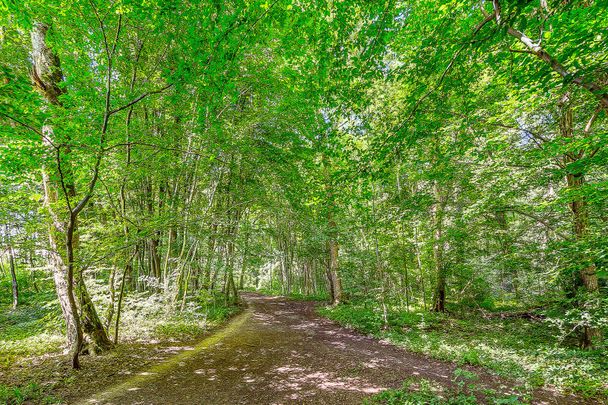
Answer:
top-left (1, 270), bottom-right (241, 404)
top-left (0, 271), bottom-right (64, 367)
top-left (0, 382), bottom-right (60, 405)
top-left (150, 291), bottom-right (241, 340)
top-left (85, 282), bottom-right (241, 342)
top-left (319, 301), bottom-right (608, 398)
top-left (1, 269), bottom-right (241, 366)
top-left (367, 368), bottom-right (527, 404)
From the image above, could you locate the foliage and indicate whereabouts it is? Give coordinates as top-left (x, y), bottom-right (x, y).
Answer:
top-left (0, 383), bottom-right (59, 405)
top-left (320, 302), bottom-right (608, 397)
top-left (0, 0), bottom-right (606, 400)
top-left (367, 369), bottom-right (526, 404)
top-left (0, 269), bottom-right (63, 366)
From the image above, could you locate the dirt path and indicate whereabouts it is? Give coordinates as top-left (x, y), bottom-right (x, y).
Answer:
top-left (81, 293), bottom-right (590, 404)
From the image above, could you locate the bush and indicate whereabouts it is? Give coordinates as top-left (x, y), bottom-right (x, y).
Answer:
top-left (320, 300), bottom-right (608, 398)
top-left (367, 369), bottom-right (522, 405)
top-left (0, 383), bottom-right (58, 405)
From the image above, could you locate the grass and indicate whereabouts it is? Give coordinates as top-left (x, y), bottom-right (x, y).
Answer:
top-left (0, 271), bottom-right (64, 367)
top-left (0, 271), bottom-right (64, 404)
top-left (366, 368), bottom-right (527, 404)
top-left (0, 382), bottom-right (60, 405)
top-left (318, 301), bottom-right (608, 399)
top-left (151, 293), bottom-right (241, 340)
top-left (0, 268), bottom-right (241, 404)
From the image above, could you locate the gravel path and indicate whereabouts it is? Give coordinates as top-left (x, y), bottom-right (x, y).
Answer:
top-left (81, 293), bottom-right (591, 404)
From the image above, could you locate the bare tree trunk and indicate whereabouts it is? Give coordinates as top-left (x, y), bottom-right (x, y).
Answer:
top-left (238, 233), bottom-right (248, 290)
top-left (8, 247), bottom-right (18, 310)
top-left (327, 214), bottom-right (342, 305)
top-left (32, 22), bottom-right (112, 365)
top-left (559, 95), bottom-right (602, 348)
top-left (76, 277), bottom-right (114, 353)
top-left (432, 181), bottom-right (446, 312)
top-left (105, 265), bottom-right (117, 331)
top-left (413, 224), bottom-right (427, 310)
top-left (324, 154), bottom-right (342, 305)
top-left (31, 22), bottom-right (83, 369)
top-left (114, 251), bottom-right (133, 344)
top-left (403, 250), bottom-right (410, 312)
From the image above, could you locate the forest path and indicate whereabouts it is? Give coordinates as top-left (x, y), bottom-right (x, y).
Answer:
top-left (81, 293), bottom-right (583, 405)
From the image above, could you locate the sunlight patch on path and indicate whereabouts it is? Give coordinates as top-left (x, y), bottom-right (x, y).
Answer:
top-left (79, 309), bottom-right (252, 405)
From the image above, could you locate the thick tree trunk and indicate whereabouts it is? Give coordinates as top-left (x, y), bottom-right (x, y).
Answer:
top-left (560, 95), bottom-right (602, 348)
top-left (49, 246), bottom-right (82, 367)
top-left (32, 23), bottom-right (111, 365)
top-left (32, 23), bottom-right (83, 369)
top-left (77, 278), bottom-right (114, 353)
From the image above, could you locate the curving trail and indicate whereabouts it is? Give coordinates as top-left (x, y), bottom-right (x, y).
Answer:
top-left (82, 293), bottom-right (589, 405)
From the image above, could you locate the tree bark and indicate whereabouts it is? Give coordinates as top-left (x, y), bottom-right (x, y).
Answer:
top-left (32, 23), bottom-right (112, 366)
top-left (559, 95), bottom-right (602, 348)
top-left (32, 22), bottom-right (84, 369)
top-left (432, 181), bottom-right (446, 312)
top-left (413, 224), bottom-right (427, 310)
top-left (324, 154), bottom-right (342, 305)
top-left (327, 214), bottom-right (342, 305)
top-left (8, 247), bottom-right (18, 310)
top-left (114, 252), bottom-right (133, 344)
top-left (77, 277), bottom-right (114, 353)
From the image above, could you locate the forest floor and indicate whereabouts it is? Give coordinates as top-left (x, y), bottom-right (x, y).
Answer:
top-left (62, 293), bottom-right (596, 405)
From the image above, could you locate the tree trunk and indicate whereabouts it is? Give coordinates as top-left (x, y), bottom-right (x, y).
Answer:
top-left (238, 233), bottom-right (248, 290)
top-left (105, 265), bottom-right (117, 331)
top-left (32, 23), bottom-right (112, 364)
top-left (8, 247), bottom-right (18, 310)
top-left (560, 95), bottom-right (602, 348)
top-left (432, 181), bottom-right (446, 312)
top-left (114, 252), bottom-right (133, 344)
top-left (76, 277), bottom-right (114, 353)
top-left (32, 22), bottom-right (83, 369)
top-left (413, 224), bottom-right (427, 310)
top-left (327, 215), bottom-right (342, 305)
top-left (324, 154), bottom-right (342, 306)
top-left (403, 250), bottom-right (410, 312)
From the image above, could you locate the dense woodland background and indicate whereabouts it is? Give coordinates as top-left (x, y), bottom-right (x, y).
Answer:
top-left (0, 0), bottom-right (607, 402)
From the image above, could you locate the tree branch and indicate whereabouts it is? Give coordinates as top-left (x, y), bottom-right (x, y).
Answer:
top-left (0, 111), bottom-right (44, 138)
top-left (489, 0), bottom-right (608, 110)
top-left (498, 206), bottom-right (569, 240)
top-left (108, 83), bottom-right (173, 116)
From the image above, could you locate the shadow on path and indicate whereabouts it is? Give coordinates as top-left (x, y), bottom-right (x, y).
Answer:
top-left (80, 293), bottom-right (589, 404)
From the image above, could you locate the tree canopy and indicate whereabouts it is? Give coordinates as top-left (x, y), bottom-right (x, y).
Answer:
top-left (0, 0), bottom-right (606, 397)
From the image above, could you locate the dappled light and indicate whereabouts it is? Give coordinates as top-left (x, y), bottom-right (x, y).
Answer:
top-left (72, 294), bottom-right (588, 404)
top-left (0, 0), bottom-right (606, 403)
